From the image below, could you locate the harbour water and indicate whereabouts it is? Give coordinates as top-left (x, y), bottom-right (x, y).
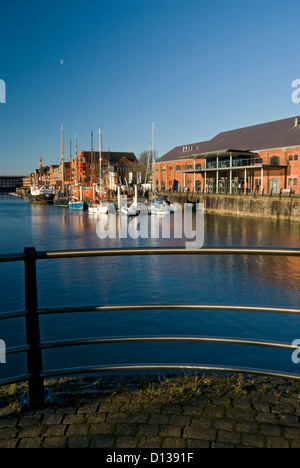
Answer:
top-left (1, 196), bottom-right (300, 381)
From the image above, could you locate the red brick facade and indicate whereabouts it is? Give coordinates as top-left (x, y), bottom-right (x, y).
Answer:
top-left (28, 151), bottom-right (137, 192)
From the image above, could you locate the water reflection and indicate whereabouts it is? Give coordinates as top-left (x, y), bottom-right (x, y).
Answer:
top-left (1, 198), bottom-right (300, 379)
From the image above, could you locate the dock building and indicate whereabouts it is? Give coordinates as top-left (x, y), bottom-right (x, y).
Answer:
top-left (155, 116), bottom-right (300, 195)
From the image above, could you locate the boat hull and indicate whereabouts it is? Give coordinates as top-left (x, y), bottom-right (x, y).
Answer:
top-left (69, 200), bottom-right (88, 211)
top-left (150, 209), bottom-right (172, 215)
top-left (150, 199), bottom-right (174, 215)
top-left (53, 197), bottom-right (69, 208)
top-left (28, 194), bottom-right (54, 204)
top-left (88, 204), bottom-right (109, 214)
top-left (120, 206), bottom-right (140, 216)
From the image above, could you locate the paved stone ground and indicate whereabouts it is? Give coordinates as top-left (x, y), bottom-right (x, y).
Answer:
top-left (0, 373), bottom-right (300, 448)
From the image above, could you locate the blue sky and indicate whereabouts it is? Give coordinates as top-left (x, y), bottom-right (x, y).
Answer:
top-left (1, 0), bottom-right (300, 175)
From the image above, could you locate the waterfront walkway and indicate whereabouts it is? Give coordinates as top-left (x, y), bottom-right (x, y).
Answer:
top-left (0, 373), bottom-right (300, 449)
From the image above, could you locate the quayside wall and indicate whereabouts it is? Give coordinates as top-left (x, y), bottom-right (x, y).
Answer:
top-left (154, 192), bottom-right (300, 223)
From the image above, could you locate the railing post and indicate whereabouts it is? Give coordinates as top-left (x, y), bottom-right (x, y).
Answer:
top-left (24, 247), bottom-right (44, 408)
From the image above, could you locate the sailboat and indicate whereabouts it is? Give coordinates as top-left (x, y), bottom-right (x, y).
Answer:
top-left (88, 128), bottom-right (111, 214)
top-left (54, 126), bottom-right (69, 208)
top-left (69, 133), bottom-right (89, 210)
top-left (120, 184), bottom-right (140, 216)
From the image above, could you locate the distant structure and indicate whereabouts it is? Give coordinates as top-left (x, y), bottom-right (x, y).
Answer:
top-left (0, 176), bottom-right (24, 193)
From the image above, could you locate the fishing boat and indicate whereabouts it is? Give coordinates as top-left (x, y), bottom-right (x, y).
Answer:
top-left (53, 196), bottom-right (69, 208)
top-left (28, 184), bottom-right (54, 204)
top-left (71, 186), bottom-right (93, 200)
top-left (68, 198), bottom-right (88, 210)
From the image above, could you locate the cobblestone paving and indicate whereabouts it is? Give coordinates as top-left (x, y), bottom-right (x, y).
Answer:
top-left (0, 374), bottom-right (300, 448)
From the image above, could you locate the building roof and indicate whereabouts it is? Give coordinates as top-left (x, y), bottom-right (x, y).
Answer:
top-left (157, 116), bottom-right (300, 163)
top-left (80, 151), bottom-right (137, 164)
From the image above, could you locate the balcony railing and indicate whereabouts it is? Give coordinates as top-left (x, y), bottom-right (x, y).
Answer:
top-left (204, 158), bottom-right (264, 170)
top-left (0, 247), bottom-right (300, 408)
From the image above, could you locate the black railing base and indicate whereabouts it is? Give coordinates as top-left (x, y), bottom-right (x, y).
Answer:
top-left (20, 387), bottom-right (54, 410)
top-left (20, 391), bottom-right (29, 410)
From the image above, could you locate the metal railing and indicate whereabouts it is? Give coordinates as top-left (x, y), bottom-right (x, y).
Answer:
top-left (0, 246), bottom-right (300, 408)
top-left (204, 158), bottom-right (264, 170)
top-left (157, 188), bottom-right (300, 198)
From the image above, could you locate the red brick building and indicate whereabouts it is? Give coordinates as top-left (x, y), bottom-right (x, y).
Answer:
top-left (74, 151), bottom-right (137, 190)
top-left (24, 151), bottom-right (137, 193)
top-left (155, 116), bottom-right (300, 195)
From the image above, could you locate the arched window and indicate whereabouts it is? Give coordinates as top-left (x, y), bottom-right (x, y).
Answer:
top-left (270, 156), bottom-right (280, 166)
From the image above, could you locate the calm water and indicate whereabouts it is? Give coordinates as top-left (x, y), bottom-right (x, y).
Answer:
top-left (1, 196), bottom-right (300, 380)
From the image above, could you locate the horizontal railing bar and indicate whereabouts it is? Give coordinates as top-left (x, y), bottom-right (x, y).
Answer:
top-left (6, 345), bottom-right (30, 356)
top-left (0, 253), bottom-right (24, 263)
top-left (38, 335), bottom-right (298, 351)
top-left (0, 310), bottom-right (27, 321)
top-left (0, 247), bottom-right (299, 264)
top-left (35, 247), bottom-right (300, 260)
top-left (0, 374), bottom-right (30, 387)
top-left (37, 304), bottom-right (300, 316)
top-left (40, 364), bottom-right (300, 382)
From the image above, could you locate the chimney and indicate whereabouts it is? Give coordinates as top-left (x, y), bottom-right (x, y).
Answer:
top-left (295, 118), bottom-right (299, 127)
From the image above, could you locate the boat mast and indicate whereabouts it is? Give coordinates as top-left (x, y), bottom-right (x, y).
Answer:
top-left (69, 140), bottom-right (72, 182)
top-left (75, 134), bottom-right (78, 187)
top-left (99, 128), bottom-right (102, 196)
top-left (39, 155), bottom-right (42, 185)
top-left (145, 143), bottom-right (151, 184)
top-left (91, 131), bottom-right (93, 189)
top-left (151, 120), bottom-right (155, 192)
top-left (60, 124), bottom-right (64, 193)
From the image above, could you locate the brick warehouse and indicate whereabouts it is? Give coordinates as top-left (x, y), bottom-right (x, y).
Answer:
top-left (155, 116), bottom-right (300, 195)
top-left (0, 176), bottom-right (24, 193)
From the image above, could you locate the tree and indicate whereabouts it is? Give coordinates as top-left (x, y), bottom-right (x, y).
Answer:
top-left (137, 149), bottom-right (157, 184)
top-left (119, 150), bottom-right (157, 187)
